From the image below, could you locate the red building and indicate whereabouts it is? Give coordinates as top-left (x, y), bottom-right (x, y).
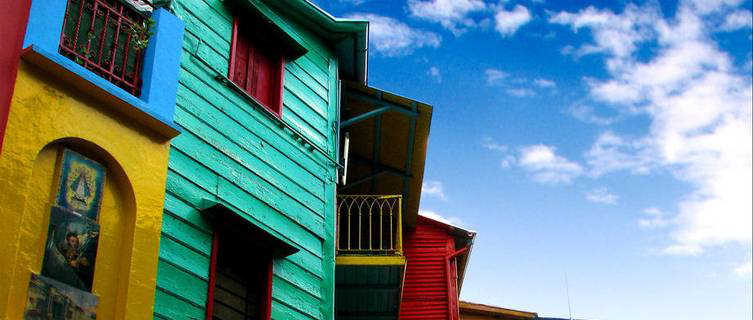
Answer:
top-left (400, 215), bottom-right (476, 320)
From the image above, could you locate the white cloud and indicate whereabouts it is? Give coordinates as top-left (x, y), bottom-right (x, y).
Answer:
top-left (553, 2), bottom-right (753, 259)
top-left (481, 137), bottom-right (508, 152)
top-left (569, 104), bottom-right (616, 126)
top-left (427, 66), bottom-right (442, 82)
top-left (585, 187), bottom-right (619, 205)
top-left (518, 145), bottom-right (583, 184)
top-left (721, 9), bottom-right (753, 30)
top-left (422, 180), bottom-right (446, 200)
top-left (482, 137), bottom-right (516, 168)
top-left (585, 132), bottom-right (654, 176)
top-left (734, 259), bottom-right (752, 277)
top-left (494, 5), bottom-right (532, 36)
top-left (408, 0), bottom-right (487, 35)
top-left (339, 0), bottom-right (366, 5)
top-left (419, 209), bottom-right (468, 229)
top-left (506, 88), bottom-right (536, 97)
top-left (686, 0), bottom-right (745, 14)
top-left (485, 68), bottom-right (508, 85)
top-left (346, 13), bottom-right (441, 56)
top-left (499, 155), bottom-right (516, 168)
top-left (550, 4), bottom-right (659, 58)
top-left (638, 207), bottom-right (671, 228)
top-left (534, 78), bottom-right (556, 88)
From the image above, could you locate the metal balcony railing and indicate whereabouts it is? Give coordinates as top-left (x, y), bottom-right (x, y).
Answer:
top-left (59, 0), bottom-right (152, 96)
top-left (336, 195), bottom-right (403, 255)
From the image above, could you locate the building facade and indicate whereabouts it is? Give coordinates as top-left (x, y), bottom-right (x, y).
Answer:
top-left (150, 1), bottom-right (368, 320)
top-left (0, 0), bottom-right (456, 319)
top-left (0, 0), bottom-right (184, 319)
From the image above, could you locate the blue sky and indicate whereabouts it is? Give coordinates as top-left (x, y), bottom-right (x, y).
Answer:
top-left (313, 0), bottom-right (752, 319)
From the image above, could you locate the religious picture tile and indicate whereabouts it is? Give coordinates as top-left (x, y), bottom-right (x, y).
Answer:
top-left (55, 149), bottom-right (105, 220)
top-left (24, 273), bottom-right (97, 319)
top-left (41, 207), bottom-right (100, 292)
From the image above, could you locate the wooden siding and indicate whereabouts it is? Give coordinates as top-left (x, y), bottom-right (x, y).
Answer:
top-left (399, 220), bottom-right (458, 320)
top-left (154, 1), bottom-right (339, 319)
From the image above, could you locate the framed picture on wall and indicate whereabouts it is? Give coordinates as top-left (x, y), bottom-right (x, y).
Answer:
top-left (40, 206), bottom-right (100, 292)
top-left (55, 149), bottom-right (105, 221)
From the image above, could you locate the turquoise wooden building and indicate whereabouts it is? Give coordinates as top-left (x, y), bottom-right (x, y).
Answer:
top-left (152, 1), bottom-right (369, 319)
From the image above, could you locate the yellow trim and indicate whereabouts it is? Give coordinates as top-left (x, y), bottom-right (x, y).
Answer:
top-left (336, 255), bottom-right (406, 266)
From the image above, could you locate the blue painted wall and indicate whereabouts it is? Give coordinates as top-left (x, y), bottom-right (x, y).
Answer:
top-left (23, 0), bottom-right (183, 132)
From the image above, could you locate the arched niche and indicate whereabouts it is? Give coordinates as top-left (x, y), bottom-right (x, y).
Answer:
top-left (22, 137), bottom-right (137, 319)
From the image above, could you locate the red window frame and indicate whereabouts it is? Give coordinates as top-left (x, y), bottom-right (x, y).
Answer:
top-left (229, 16), bottom-right (285, 118)
top-left (205, 231), bottom-right (274, 320)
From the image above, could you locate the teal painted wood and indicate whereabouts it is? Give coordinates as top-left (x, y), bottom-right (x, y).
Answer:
top-left (154, 0), bottom-right (340, 319)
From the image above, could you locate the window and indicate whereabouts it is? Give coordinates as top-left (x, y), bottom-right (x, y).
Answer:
top-left (229, 16), bottom-right (285, 117)
top-left (200, 202), bottom-right (299, 320)
top-left (206, 233), bottom-right (273, 320)
top-left (59, 0), bottom-right (151, 96)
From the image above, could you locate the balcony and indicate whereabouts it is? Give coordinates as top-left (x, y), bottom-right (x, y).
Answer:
top-left (336, 195), bottom-right (403, 258)
top-left (23, 0), bottom-right (184, 139)
top-left (334, 83), bottom-right (433, 320)
top-left (335, 195), bottom-right (405, 320)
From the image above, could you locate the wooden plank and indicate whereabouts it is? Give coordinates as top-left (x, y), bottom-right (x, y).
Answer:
top-left (174, 0), bottom-right (231, 50)
top-left (153, 287), bottom-right (205, 320)
top-left (286, 61), bottom-right (328, 104)
top-left (156, 259), bottom-right (209, 307)
top-left (175, 79), bottom-right (328, 181)
top-left (272, 275), bottom-right (323, 320)
top-left (271, 300), bottom-right (317, 320)
top-left (159, 235), bottom-right (211, 280)
top-left (295, 56), bottom-right (329, 89)
top-left (163, 191), bottom-right (212, 233)
top-left (178, 52), bottom-right (334, 164)
top-left (274, 259), bottom-right (323, 300)
top-left (167, 169), bottom-right (326, 279)
top-left (284, 72), bottom-right (329, 120)
top-left (172, 0), bottom-right (231, 58)
top-left (161, 212), bottom-right (213, 254)
top-left (173, 105), bottom-right (325, 203)
top-left (281, 102), bottom-right (327, 148)
top-left (166, 154), bottom-right (325, 259)
top-left (170, 131), bottom-right (326, 226)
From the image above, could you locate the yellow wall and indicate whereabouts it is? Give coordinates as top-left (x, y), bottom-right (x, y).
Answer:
top-left (0, 62), bottom-right (172, 320)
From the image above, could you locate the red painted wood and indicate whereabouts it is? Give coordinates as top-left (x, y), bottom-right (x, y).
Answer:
top-left (399, 217), bottom-right (458, 320)
top-left (228, 16), bottom-right (238, 83)
top-left (263, 258), bottom-right (274, 320)
top-left (204, 231), bottom-right (219, 320)
top-left (0, 0), bottom-right (32, 154)
top-left (229, 16), bottom-right (284, 117)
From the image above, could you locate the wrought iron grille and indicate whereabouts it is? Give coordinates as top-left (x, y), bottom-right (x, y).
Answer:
top-left (336, 195), bottom-right (403, 255)
top-left (59, 0), bottom-right (151, 96)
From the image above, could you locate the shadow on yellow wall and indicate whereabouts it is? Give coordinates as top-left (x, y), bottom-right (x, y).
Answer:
top-left (0, 62), bottom-right (173, 320)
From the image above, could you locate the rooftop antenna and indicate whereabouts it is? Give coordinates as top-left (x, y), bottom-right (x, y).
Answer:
top-left (565, 272), bottom-right (573, 320)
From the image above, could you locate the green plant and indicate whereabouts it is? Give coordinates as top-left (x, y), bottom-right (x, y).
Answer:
top-left (129, 18), bottom-right (155, 51)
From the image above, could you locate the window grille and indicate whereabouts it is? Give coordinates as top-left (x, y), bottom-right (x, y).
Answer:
top-left (59, 0), bottom-right (150, 96)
